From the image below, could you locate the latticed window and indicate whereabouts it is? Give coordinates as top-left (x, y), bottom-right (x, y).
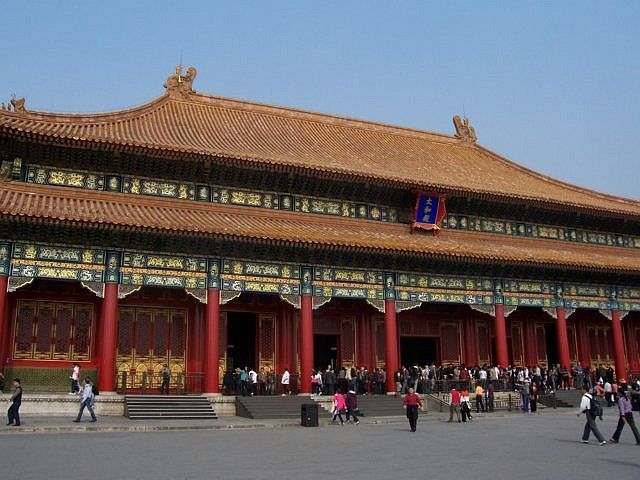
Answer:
top-left (13, 300), bottom-right (94, 361)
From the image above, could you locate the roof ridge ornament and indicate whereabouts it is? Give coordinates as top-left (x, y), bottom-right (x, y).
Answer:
top-left (453, 115), bottom-right (477, 143)
top-left (1, 96), bottom-right (26, 113)
top-left (164, 65), bottom-right (197, 96)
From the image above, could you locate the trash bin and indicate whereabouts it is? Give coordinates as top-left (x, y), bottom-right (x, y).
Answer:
top-left (301, 403), bottom-right (319, 427)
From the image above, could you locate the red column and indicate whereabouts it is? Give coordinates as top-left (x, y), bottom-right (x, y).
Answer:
top-left (577, 316), bottom-right (591, 367)
top-left (610, 309), bottom-right (627, 382)
top-left (188, 304), bottom-right (204, 374)
top-left (357, 313), bottom-right (371, 369)
top-left (493, 304), bottom-right (509, 369)
top-left (204, 288), bottom-right (220, 394)
top-left (555, 307), bottom-right (571, 371)
top-left (277, 306), bottom-right (293, 374)
top-left (98, 283), bottom-right (118, 393)
top-left (384, 299), bottom-right (399, 394)
top-left (462, 316), bottom-right (475, 366)
top-left (0, 275), bottom-right (8, 366)
top-left (299, 295), bottom-right (313, 394)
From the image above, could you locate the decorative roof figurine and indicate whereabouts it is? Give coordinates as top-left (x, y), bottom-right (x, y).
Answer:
top-left (452, 115), bottom-right (477, 143)
top-left (164, 65), bottom-right (197, 96)
top-left (3, 97), bottom-right (26, 113)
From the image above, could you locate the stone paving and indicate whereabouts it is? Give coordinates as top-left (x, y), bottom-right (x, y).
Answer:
top-left (2, 409), bottom-right (639, 480)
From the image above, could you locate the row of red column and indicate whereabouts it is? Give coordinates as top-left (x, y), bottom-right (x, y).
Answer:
top-left (492, 304), bottom-right (627, 381)
top-left (0, 278), bottom-right (628, 394)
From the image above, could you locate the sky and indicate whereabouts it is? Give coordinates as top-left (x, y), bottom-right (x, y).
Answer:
top-left (2, 1), bottom-right (638, 200)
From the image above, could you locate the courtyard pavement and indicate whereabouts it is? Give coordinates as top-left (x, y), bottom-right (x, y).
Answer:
top-left (1, 408), bottom-right (639, 479)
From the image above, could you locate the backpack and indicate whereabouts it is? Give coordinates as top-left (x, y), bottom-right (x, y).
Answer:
top-left (92, 384), bottom-right (99, 396)
top-left (588, 394), bottom-right (602, 417)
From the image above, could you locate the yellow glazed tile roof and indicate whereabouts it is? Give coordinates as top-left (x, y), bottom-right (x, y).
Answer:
top-left (1, 88), bottom-right (639, 217)
top-left (1, 177), bottom-right (638, 273)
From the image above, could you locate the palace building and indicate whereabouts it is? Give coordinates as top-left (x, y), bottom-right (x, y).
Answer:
top-left (0, 66), bottom-right (639, 395)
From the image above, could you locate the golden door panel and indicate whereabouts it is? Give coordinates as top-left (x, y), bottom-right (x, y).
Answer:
top-left (341, 315), bottom-right (356, 369)
top-left (375, 318), bottom-right (385, 369)
top-left (440, 321), bottom-right (461, 364)
top-left (258, 313), bottom-right (275, 373)
top-left (511, 322), bottom-right (524, 367)
top-left (535, 324), bottom-right (547, 366)
top-left (116, 306), bottom-right (187, 388)
top-left (218, 312), bottom-right (227, 387)
top-left (13, 300), bottom-right (94, 361)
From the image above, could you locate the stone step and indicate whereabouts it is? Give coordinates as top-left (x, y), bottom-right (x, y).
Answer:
top-left (236, 395), bottom-right (314, 419)
top-left (125, 395), bottom-right (217, 420)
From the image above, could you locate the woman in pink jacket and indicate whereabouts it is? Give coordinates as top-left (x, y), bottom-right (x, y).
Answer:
top-left (332, 391), bottom-right (346, 425)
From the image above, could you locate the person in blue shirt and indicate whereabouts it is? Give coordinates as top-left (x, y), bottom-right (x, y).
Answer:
top-left (73, 377), bottom-right (97, 423)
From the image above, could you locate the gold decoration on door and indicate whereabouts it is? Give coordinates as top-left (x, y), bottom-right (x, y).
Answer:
top-left (259, 313), bottom-right (276, 372)
top-left (116, 306), bottom-right (187, 389)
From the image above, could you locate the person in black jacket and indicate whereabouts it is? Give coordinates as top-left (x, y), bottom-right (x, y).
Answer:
top-left (7, 378), bottom-right (22, 427)
top-left (345, 389), bottom-right (360, 425)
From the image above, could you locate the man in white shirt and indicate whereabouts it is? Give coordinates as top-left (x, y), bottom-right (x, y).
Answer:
top-left (479, 368), bottom-right (488, 389)
top-left (603, 381), bottom-right (613, 407)
top-left (577, 385), bottom-right (605, 445)
top-left (281, 368), bottom-right (290, 395)
top-left (248, 368), bottom-right (258, 396)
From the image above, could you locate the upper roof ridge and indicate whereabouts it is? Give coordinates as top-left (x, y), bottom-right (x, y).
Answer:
top-left (0, 66), bottom-right (638, 216)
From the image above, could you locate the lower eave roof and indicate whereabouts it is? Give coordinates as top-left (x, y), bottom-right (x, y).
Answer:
top-left (0, 178), bottom-right (639, 275)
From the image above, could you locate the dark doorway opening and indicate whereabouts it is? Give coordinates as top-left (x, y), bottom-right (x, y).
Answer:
top-left (544, 324), bottom-right (559, 366)
top-left (400, 337), bottom-right (438, 367)
top-left (226, 312), bottom-right (257, 371)
top-left (314, 334), bottom-right (339, 371)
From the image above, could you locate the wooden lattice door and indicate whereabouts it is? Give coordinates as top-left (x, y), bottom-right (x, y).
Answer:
top-left (116, 306), bottom-right (187, 388)
top-left (258, 313), bottom-right (275, 373)
top-left (13, 300), bottom-right (93, 361)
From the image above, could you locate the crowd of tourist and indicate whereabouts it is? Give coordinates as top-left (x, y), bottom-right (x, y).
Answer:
top-left (222, 361), bottom-right (640, 403)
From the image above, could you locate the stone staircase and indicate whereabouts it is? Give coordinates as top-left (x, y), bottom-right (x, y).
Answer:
top-left (316, 394), bottom-right (438, 417)
top-left (538, 390), bottom-right (581, 409)
top-left (235, 395), bottom-right (315, 419)
top-left (124, 395), bottom-right (217, 420)
top-left (340, 395), bottom-right (405, 417)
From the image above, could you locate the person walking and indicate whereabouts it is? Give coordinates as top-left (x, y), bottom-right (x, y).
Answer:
top-left (332, 390), bottom-right (346, 425)
top-left (475, 383), bottom-right (484, 413)
top-left (402, 386), bottom-right (424, 432)
top-left (460, 387), bottom-right (472, 422)
top-left (448, 386), bottom-right (461, 422)
top-left (530, 381), bottom-right (539, 413)
top-left (6, 378), bottom-right (22, 427)
top-left (520, 379), bottom-right (531, 413)
top-left (345, 389), bottom-right (360, 425)
top-left (577, 385), bottom-right (606, 445)
top-left (69, 362), bottom-right (80, 395)
top-left (325, 367), bottom-right (335, 396)
top-left (73, 377), bottom-right (97, 423)
top-left (609, 391), bottom-right (640, 445)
